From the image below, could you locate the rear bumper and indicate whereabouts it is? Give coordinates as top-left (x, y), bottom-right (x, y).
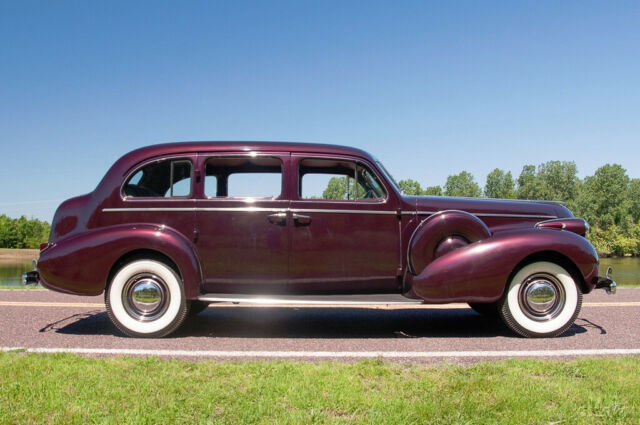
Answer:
top-left (21, 258), bottom-right (40, 286)
top-left (21, 270), bottom-right (39, 285)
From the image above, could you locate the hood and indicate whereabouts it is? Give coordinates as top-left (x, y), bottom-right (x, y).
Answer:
top-left (404, 195), bottom-right (573, 220)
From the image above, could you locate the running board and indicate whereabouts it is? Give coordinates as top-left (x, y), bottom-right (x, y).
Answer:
top-left (197, 293), bottom-right (424, 306)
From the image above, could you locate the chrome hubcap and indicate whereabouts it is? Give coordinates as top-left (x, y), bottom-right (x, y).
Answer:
top-left (518, 273), bottom-right (565, 321)
top-left (122, 273), bottom-right (170, 321)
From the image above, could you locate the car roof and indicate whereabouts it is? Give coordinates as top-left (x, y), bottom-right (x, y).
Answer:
top-left (121, 141), bottom-right (375, 164)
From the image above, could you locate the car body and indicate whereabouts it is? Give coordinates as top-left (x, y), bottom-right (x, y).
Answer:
top-left (31, 142), bottom-right (616, 337)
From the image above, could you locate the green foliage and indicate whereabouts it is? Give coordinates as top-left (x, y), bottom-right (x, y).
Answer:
top-left (322, 176), bottom-right (364, 200)
top-left (516, 161), bottom-right (579, 203)
top-left (398, 179), bottom-right (423, 195)
top-left (574, 164), bottom-right (631, 230)
top-left (398, 179), bottom-right (443, 196)
top-left (485, 168), bottom-right (516, 199)
top-left (0, 215), bottom-right (50, 249)
top-left (537, 160), bottom-right (579, 203)
top-left (516, 164), bottom-right (542, 200)
top-left (423, 185), bottom-right (443, 196)
top-left (627, 178), bottom-right (640, 223)
top-left (444, 171), bottom-right (482, 197)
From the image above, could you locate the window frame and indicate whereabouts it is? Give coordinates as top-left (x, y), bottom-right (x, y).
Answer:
top-left (295, 155), bottom-right (389, 203)
top-left (203, 154), bottom-right (286, 201)
top-left (121, 155), bottom-right (194, 201)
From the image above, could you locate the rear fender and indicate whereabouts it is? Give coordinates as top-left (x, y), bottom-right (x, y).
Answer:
top-left (37, 224), bottom-right (202, 298)
top-left (406, 228), bottom-right (599, 303)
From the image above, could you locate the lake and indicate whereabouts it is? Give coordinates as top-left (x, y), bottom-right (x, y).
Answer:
top-left (1, 256), bottom-right (638, 288)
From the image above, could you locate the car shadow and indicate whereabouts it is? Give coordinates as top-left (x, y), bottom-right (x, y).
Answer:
top-left (43, 306), bottom-right (590, 339)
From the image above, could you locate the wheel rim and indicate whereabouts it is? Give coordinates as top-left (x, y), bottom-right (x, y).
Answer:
top-left (122, 273), bottom-right (170, 321)
top-left (517, 273), bottom-right (566, 322)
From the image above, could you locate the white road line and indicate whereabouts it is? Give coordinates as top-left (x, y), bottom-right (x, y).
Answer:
top-left (2, 347), bottom-right (640, 359)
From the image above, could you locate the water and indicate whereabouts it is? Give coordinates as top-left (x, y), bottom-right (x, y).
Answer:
top-left (1, 257), bottom-right (638, 287)
top-left (599, 257), bottom-right (640, 287)
top-left (0, 259), bottom-right (37, 287)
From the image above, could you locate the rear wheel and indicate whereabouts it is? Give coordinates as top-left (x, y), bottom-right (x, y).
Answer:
top-left (499, 261), bottom-right (582, 338)
top-left (105, 259), bottom-right (188, 338)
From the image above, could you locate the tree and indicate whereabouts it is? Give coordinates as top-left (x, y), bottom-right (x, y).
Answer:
top-left (444, 171), bottom-right (481, 197)
top-left (423, 185), bottom-right (443, 196)
top-left (537, 161), bottom-right (579, 203)
top-left (484, 168), bottom-right (516, 199)
top-left (574, 164), bottom-right (630, 230)
top-left (321, 176), bottom-right (364, 200)
top-left (517, 165), bottom-right (542, 200)
top-left (0, 214), bottom-right (50, 248)
top-left (629, 178), bottom-right (640, 223)
top-left (398, 179), bottom-right (423, 195)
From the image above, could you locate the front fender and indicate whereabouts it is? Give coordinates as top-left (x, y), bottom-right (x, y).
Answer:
top-left (408, 210), bottom-right (491, 275)
top-left (38, 223), bottom-right (202, 298)
top-left (406, 228), bottom-right (599, 303)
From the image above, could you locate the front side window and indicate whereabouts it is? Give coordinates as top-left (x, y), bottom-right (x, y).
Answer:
top-left (205, 157), bottom-right (282, 198)
top-left (124, 159), bottom-right (192, 198)
top-left (299, 158), bottom-right (386, 200)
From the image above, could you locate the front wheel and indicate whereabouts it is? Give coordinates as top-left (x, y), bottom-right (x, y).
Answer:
top-left (106, 259), bottom-right (188, 338)
top-left (498, 261), bottom-right (582, 338)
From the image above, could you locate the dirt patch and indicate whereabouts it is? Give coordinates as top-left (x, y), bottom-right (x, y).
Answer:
top-left (0, 249), bottom-right (39, 263)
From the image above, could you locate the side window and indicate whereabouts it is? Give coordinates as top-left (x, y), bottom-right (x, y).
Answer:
top-left (299, 158), bottom-right (386, 200)
top-left (124, 159), bottom-right (192, 198)
top-left (205, 157), bottom-right (282, 198)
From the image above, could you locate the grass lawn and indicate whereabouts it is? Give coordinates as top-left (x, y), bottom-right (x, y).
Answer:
top-left (0, 353), bottom-right (638, 424)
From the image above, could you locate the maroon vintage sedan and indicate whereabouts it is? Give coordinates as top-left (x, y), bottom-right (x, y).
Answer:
top-left (26, 142), bottom-right (616, 338)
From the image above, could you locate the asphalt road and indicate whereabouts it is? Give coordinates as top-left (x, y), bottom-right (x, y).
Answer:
top-left (1, 288), bottom-right (639, 364)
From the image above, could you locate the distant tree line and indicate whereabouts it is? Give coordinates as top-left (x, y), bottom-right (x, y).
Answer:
top-left (0, 214), bottom-right (51, 249)
top-left (397, 161), bottom-right (640, 256)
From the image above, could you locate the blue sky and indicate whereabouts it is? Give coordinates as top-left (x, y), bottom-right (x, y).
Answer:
top-left (1, 1), bottom-right (639, 221)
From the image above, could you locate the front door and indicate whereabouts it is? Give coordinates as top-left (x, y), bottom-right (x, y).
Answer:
top-left (195, 153), bottom-right (290, 294)
top-left (288, 155), bottom-right (401, 294)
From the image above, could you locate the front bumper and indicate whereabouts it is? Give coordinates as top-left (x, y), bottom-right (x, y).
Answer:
top-left (594, 266), bottom-right (617, 294)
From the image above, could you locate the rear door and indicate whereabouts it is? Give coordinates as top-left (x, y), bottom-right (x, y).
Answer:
top-left (195, 152), bottom-right (290, 294)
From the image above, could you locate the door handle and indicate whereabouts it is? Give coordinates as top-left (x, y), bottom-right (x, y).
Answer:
top-left (292, 213), bottom-right (312, 225)
top-left (267, 212), bottom-right (287, 225)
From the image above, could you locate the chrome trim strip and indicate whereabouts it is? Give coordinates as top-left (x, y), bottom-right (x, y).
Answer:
top-left (290, 208), bottom-right (396, 215)
top-left (103, 207), bottom-right (556, 219)
top-left (102, 207), bottom-right (396, 215)
top-left (402, 211), bottom-right (557, 219)
top-left (197, 295), bottom-right (423, 305)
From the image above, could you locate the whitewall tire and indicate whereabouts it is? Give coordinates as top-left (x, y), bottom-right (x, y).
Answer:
top-left (105, 260), bottom-right (188, 338)
top-left (499, 261), bottom-right (582, 338)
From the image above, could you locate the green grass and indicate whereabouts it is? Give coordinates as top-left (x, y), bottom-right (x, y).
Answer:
top-left (1, 354), bottom-right (639, 424)
top-left (0, 285), bottom-right (45, 290)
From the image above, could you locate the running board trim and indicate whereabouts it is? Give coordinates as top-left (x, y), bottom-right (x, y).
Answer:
top-left (197, 293), bottom-right (424, 306)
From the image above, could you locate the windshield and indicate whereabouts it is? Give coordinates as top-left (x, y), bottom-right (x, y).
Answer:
top-left (375, 159), bottom-right (402, 194)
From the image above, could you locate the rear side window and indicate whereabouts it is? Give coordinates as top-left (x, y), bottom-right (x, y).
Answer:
top-left (124, 159), bottom-right (192, 198)
top-left (205, 157), bottom-right (282, 198)
top-left (299, 158), bottom-right (386, 200)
